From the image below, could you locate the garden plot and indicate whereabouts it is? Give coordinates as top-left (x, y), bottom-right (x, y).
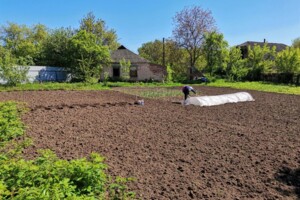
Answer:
top-left (0, 87), bottom-right (299, 200)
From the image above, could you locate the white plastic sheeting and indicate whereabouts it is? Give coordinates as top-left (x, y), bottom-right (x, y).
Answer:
top-left (185, 92), bottom-right (254, 106)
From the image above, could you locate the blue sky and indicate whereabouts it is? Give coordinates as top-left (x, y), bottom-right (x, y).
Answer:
top-left (1, 0), bottom-right (299, 53)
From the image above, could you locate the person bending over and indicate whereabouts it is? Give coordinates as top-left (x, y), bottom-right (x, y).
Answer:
top-left (182, 85), bottom-right (196, 100)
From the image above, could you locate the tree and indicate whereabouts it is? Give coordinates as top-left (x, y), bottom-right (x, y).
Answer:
top-left (202, 31), bottom-right (229, 76)
top-left (138, 39), bottom-right (190, 80)
top-left (67, 30), bottom-right (110, 82)
top-left (40, 28), bottom-right (74, 67)
top-left (172, 6), bottom-right (216, 71)
top-left (226, 47), bottom-right (247, 81)
top-left (275, 47), bottom-right (300, 73)
top-left (0, 23), bottom-right (48, 64)
top-left (292, 37), bottom-right (300, 49)
top-left (245, 44), bottom-right (276, 80)
top-left (0, 47), bottom-right (29, 86)
top-left (80, 12), bottom-right (119, 50)
top-left (119, 58), bottom-right (131, 80)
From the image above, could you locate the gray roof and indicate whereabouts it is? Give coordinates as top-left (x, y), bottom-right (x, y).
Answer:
top-left (111, 45), bottom-right (149, 63)
top-left (237, 41), bottom-right (288, 52)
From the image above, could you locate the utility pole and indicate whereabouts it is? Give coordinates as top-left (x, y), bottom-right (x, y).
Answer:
top-left (163, 37), bottom-right (165, 67)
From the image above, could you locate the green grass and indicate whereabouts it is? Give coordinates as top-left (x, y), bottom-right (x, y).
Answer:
top-left (0, 82), bottom-right (182, 92)
top-left (207, 79), bottom-right (300, 95)
top-left (114, 87), bottom-right (183, 99)
top-left (106, 81), bottom-right (182, 88)
top-left (0, 80), bottom-right (299, 95)
top-left (0, 82), bottom-right (110, 92)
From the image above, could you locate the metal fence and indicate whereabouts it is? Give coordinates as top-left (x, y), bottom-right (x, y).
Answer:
top-left (0, 66), bottom-right (70, 84)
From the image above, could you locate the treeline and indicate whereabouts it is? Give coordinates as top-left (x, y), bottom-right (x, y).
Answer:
top-left (138, 33), bottom-right (300, 83)
top-left (0, 12), bottom-right (118, 85)
top-left (139, 6), bottom-right (300, 83)
top-left (1, 7), bottom-right (300, 85)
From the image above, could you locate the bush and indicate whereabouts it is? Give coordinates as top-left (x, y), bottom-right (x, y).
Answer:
top-left (275, 47), bottom-right (300, 74)
top-left (0, 50), bottom-right (29, 86)
top-left (0, 150), bottom-right (135, 199)
top-left (0, 102), bottom-right (27, 142)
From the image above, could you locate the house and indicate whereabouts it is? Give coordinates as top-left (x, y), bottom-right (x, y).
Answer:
top-left (101, 45), bottom-right (166, 81)
top-left (237, 40), bottom-right (288, 59)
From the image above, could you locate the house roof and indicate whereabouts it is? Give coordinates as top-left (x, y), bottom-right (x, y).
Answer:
top-left (237, 41), bottom-right (288, 52)
top-left (111, 45), bottom-right (149, 63)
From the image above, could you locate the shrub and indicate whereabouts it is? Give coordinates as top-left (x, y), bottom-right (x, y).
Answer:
top-left (0, 49), bottom-right (29, 86)
top-left (275, 47), bottom-right (300, 74)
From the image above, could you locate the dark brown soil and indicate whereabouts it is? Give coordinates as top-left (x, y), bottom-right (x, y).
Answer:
top-left (0, 87), bottom-right (299, 200)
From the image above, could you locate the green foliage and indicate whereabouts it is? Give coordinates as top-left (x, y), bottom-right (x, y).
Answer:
top-left (0, 23), bottom-right (48, 64)
top-left (39, 28), bottom-right (74, 67)
top-left (68, 30), bottom-right (111, 82)
top-left (0, 150), bottom-right (135, 199)
top-left (203, 31), bottom-right (229, 76)
top-left (275, 47), bottom-right (300, 73)
top-left (119, 58), bottom-right (131, 80)
top-left (207, 79), bottom-right (300, 95)
top-left (80, 12), bottom-right (119, 50)
top-left (165, 64), bottom-right (173, 82)
top-left (292, 37), bottom-right (300, 49)
top-left (226, 47), bottom-right (247, 81)
top-left (0, 48), bottom-right (29, 86)
top-left (102, 72), bottom-right (110, 86)
top-left (0, 102), bottom-right (27, 143)
top-left (0, 101), bottom-right (135, 199)
top-left (0, 82), bottom-right (110, 92)
top-left (138, 39), bottom-right (189, 80)
top-left (244, 44), bottom-right (276, 80)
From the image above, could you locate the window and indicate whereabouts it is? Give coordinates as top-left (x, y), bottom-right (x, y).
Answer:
top-left (130, 66), bottom-right (137, 78)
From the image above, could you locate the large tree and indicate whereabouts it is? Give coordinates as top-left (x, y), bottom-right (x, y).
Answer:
top-left (172, 6), bottom-right (216, 70)
top-left (68, 30), bottom-right (110, 82)
top-left (202, 31), bottom-right (229, 76)
top-left (80, 12), bottom-right (119, 50)
top-left (40, 28), bottom-right (74, 67)
top-left (0, 23), bottom-right (48, 64)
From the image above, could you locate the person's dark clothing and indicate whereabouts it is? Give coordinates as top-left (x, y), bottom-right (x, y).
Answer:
top-left (182, 86), bottom-right (196, 100)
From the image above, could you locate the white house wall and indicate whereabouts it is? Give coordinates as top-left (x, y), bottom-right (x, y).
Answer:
top-left (101, 63), bottom-right (165, 81)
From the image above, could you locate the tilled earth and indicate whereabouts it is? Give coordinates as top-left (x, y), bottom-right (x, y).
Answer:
top-left (0, 86), bottom-right (299, 199)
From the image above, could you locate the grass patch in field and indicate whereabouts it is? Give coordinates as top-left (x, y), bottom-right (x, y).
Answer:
top-left (0, 82), bottom-right (183, 92)
top-left (106, 81), bottom-right (183, 88)
top-left (114, 87), bottom-right (183, 99)
top-left (207, 79), bottom-right (300, 95)
top-left (0, 82), bottom-right (110, 92)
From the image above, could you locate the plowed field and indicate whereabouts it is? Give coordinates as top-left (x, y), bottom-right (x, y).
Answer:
top-left (0, 86), bottom-right (299, 199)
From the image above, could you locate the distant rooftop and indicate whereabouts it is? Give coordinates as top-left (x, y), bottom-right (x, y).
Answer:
top-left (237, 41), bottom-right (288, 52)
top-left (111, 45), bottom-right (149, 63)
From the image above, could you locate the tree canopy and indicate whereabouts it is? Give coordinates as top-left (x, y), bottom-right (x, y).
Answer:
top-left (80, 12), bottom-right (119, 50)
top-left (292, 37), bottom-right (300, 49)
top-left (172, 6), bottom-right (216, 69)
